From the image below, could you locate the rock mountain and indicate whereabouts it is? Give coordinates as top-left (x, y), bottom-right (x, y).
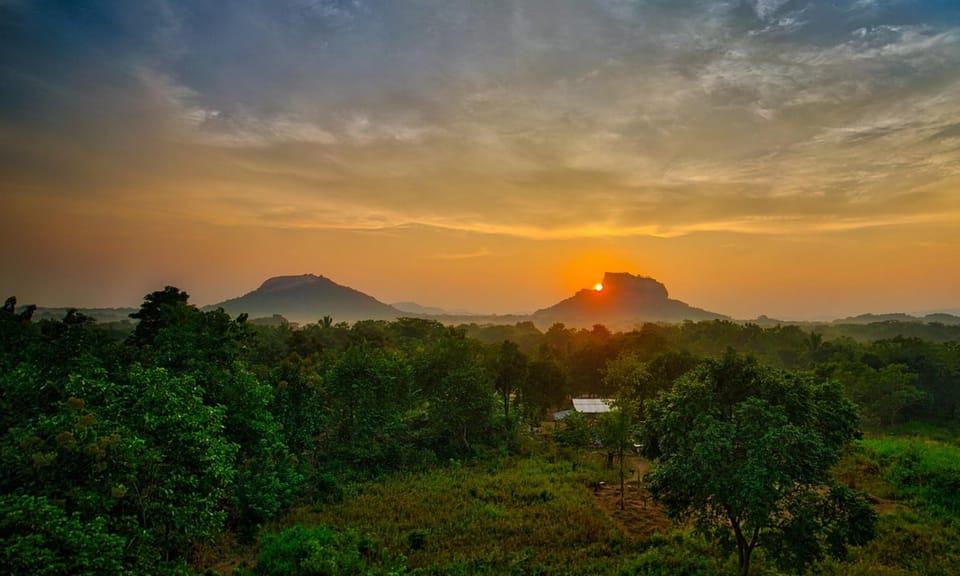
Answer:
top-left (532, 272), bottom-right (726, 328)
top-left (211, 272), bottom-right (725, 328)
top-left (212, 274), bottom-right (402, 324)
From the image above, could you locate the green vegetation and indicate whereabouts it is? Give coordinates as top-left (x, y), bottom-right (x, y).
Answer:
top-left (291, 456), bottom-right (631, 574)
top-left (3, 290), bottom-right (960, 574)
top-left (643, 352), bottom-right (874, 575)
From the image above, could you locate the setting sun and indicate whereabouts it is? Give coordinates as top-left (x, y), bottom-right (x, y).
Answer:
top-left (594, 283), bottom-right (604, 292)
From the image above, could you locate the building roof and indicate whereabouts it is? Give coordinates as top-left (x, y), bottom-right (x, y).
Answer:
top-left (571, 398), bottom-right (613, 414)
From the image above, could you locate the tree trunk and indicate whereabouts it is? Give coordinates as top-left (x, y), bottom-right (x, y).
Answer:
top-left (618, 446), bottom-right (625, 510)
top-left (733, 521), bottom-right (752, 576)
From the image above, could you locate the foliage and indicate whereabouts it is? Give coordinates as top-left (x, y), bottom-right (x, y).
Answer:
top-left (253, 524), bottom-right (406, 576)
top-left (324, 345), bottom-right (414, 471)
top-left (552, 411), bottom-right (594, 450)
top-left (819, 362), bottom-right (926, 427)
top-left (596, 403), bottom-right (636, 509)
top-left (5, 286), bottom-right (960, 575)
top-left (268, 352), bottom-right (327, 455)
top-left (217, 368), bottom-right (302, 535)
top-left (0, 494), bottom-right (126, 576)
top-left (491, 340), bottom-right (528, 425)
top-left (296, 456), bottom-right (631, 575)
top-left (413, 332), bottom-right (496, 457)
top-left (643, 351), bottom-right (876, 575)
top-left (120, 366), bottom-right (240, 555)
top-left (616, 531), bottom-right (721, 576)
top-left (859, 436), bottom-right (960, 516)
top-left (518, 349), bottom-right (567, 429)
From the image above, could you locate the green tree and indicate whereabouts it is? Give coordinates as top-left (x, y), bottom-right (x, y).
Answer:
top-left (643, 351), bottom-right (875, 576)
top-left (269, 352), bottom-right (327, 455)
top-left (492, 340), bottom-right (528, 424)
top-left (217, 367), bottom-right (301, 535)
top-left (119, 366), bottom-right (239, 557)
top-left (519, 350), bottom-right (567, 430)
top-left (597, 401), bottom-right (636, 510)
top-left (127, 286), bottom-right (192, 347)
top-left (0, 494), bottom-right (126, 576)
top-left (819, 361), bottom-right (926, 427)
top-left (325, 345), bottom-right (413, 470)
top-left (414, 331), bottom-right (495, 456)
top-left (0, 296), bottom-right (40, 374)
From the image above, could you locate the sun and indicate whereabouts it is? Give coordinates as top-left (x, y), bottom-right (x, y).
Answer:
top-left (594, 283), bottom-right (604, 292)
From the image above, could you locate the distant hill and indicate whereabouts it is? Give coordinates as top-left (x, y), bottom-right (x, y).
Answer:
top-left (206, 272), bottom-right (723, 329)
top-left (392, 301), bottom-right (477, 316)
top-left (210, 274), bottom-right (403, 324)
top-left (834, 313), bottom-right (960, 326)
top-left (13, 273), bottom-right (957, 332)
top-left (531, 272), bottom-right (726, 329)
top-left (392, 301), bottom-right (451, 316)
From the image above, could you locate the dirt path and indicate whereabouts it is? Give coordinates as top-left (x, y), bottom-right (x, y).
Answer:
top-left (592, 456), bottom-right (672, 538)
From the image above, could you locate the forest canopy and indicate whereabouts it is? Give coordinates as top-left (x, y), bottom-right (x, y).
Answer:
top-left (2, 289), bottom-right (959, 574)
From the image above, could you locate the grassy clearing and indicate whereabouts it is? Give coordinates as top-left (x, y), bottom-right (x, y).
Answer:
top-left (285, 453), bottom-right (670, 574)
top-left (825, 430), bottom-right (960, 576)
top-left (202, 428), bottom-right (960, 575)
top-left (873, 421), bottom-right (960, 445)
top-left (856, 435), bottom-right (960, 517)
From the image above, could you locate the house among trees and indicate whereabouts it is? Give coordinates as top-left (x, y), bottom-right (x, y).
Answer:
top-left (553, 398), bottom-right (613, 421)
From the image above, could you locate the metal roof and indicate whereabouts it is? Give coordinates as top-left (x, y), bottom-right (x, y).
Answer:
top-left (572, 398), bottom-right (613, 414)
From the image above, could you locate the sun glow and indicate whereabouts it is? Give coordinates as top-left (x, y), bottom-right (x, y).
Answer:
top-left (594, 283), bottom-right (604, 292)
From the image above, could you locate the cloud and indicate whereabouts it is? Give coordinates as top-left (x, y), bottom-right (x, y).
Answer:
top-left (430, 248), bottom-right (492, 260)
top-left (2, 0), bottom-right (960, 248)
top-left (749, 0), bottom-right (792, 22)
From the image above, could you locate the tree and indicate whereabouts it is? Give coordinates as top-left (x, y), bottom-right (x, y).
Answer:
top-left (127, 286), bottom-right (192, 346)
top-left (818, 360), bottom-right (927, 427)
top-left (643, 351), bottom-right (875, 576)
top-left (325, 345), bottom-right (413, 469)
top-left (414, 330), bottom-right (495, 456)
top-left (597, 401), bottom-right (636, 510)
top-left (269, 352), bottom-right (327, 455)
top-left (519, 349), bottom-right (567, 430)
top-left (0, 494), bottom-right (126, 575)
top-left (492, 340), bottom-right (528, 424)
top-left (118, 366), bottom-right (239, 557)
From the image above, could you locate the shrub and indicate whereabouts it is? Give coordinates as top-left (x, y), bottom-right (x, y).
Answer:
top-left (254, 524), bottom-right (406, 576)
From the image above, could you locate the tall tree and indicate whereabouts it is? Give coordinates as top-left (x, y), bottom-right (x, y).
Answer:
top-left (519, 348), bottom-right (567, 430)
top-left (643, 351), bottom-right (875, 576)
top-left (325, 344), bottom-right (413, 470)
top-left (127, 286), bottom-right (192, 347)
top-left (597, 401), bottom-right (636, 511)
top-left (414, 330), bottom-right (495, 456)
top-left (492, 340), bottom-right (528, 424)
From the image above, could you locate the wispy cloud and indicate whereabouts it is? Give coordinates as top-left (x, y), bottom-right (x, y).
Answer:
top-left (429, 248), bottom-right (492, 260)
top-left (2, 0), bottom-right (959, 314)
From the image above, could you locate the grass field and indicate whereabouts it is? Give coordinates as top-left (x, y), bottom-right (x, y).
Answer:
top-left (197, 428), bottom-right (960, 576)
top-left (280, 451), bottom-right (677, 575)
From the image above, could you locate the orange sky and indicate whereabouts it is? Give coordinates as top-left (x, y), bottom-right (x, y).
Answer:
top-left (2, 1), bottom-right (959, 319)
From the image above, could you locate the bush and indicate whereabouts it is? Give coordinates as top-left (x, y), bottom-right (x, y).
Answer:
top-left (254, 524), bottom-right (406, 576)
top-left (618, 532), bottom-right (720, 576)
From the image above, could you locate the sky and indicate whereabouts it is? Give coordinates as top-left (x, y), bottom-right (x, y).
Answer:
top-left (2, 0), bottom-right (959, 319)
